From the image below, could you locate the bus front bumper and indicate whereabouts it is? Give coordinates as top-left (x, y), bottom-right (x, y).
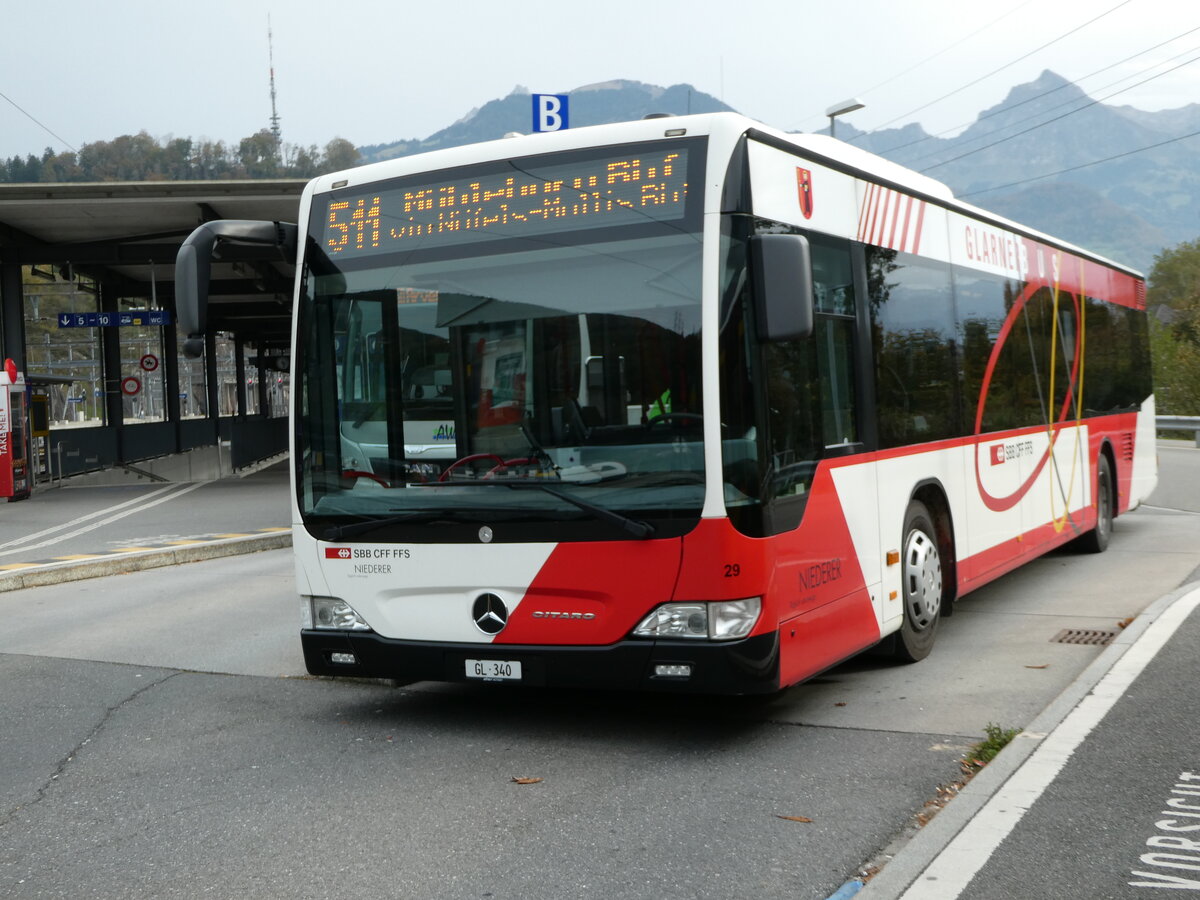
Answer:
top-left (301, 629), bottom-right (780, 695)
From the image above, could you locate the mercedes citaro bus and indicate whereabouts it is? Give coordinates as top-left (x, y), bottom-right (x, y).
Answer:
top-left (176, 112), bottom-right (1156, 694)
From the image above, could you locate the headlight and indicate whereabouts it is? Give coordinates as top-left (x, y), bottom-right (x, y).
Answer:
top-left (710, 597), bottom-right (762, 640)
top-left (633, 597), bottom-right (761, 641)
top-left (633, 603), bottom-right (709, 639)
top-left (306, 596), bottom-right (372, 631)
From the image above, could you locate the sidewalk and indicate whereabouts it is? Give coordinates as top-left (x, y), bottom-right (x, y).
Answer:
top-left (0, 457), bottom-right (292, 590)
top-left (861, 580), bottom-right (1200, 899)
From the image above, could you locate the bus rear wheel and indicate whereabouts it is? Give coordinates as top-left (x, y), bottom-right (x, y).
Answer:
top-left (1075, 455), bottom-right (1113, 554)
top-left (892, 500), bottom-right (945, 663)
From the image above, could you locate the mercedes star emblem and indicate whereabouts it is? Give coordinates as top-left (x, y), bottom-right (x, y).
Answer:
top-left (472, 593), bottom-right (508, 635)
top-left (479, 525), bottom-right (494, 544)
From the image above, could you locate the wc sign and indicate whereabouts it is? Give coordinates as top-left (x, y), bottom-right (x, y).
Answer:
top-left (533, 93), bottom-right (569, 132)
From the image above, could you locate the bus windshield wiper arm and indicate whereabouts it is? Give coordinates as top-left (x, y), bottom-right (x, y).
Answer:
top-left (322, 510), bottom-right (466, 540)
top-left (497, 481), bottom-right (655, 540)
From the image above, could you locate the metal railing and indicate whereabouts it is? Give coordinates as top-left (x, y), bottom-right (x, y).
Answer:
top-left (1157, 415), bottom-right (1200, 447)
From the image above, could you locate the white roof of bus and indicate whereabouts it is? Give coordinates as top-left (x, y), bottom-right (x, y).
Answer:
top-left (308, 112), bottom-right (1139, 277)
top-left (308, 112), bottom-right (962, 200)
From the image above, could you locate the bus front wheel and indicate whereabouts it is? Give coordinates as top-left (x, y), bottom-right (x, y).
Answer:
top-left (893, 500), bottom-right (945, 663)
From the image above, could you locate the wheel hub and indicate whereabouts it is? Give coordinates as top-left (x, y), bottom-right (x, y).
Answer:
top-left (903, 529), bottom-right (942, 631)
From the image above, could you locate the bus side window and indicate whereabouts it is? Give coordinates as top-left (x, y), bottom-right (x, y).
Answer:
top-left (868, 249), bottom-right (960, 447)
top-left (811, 240), bottom-right (858, 448)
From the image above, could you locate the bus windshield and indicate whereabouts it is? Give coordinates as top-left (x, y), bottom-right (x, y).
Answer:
top-left (296, 147), bottom-right (706, 542)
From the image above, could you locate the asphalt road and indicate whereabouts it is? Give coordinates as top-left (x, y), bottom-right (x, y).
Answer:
top-left (922, 589), bottom-right (1200, 899)
top-left (1145, 438), bottom-right (1200, 513)
top-left (0, 461), bottom-right (290, 571)
top-left (1, 443), bottom-right (1198, 899)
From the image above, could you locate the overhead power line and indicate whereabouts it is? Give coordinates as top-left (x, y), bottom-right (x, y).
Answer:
top-left (0, 88), bottom-right (77, 155)
top-left (898, 41), bottom-right (1200, 168)
top-left (921, 51), bottom-right (1200, 173)
top-left (854, 0), bottom-right (1134, 137)
top-left (795, 0), bottom-right (1037, 131)
top-left (875, 24), bottom-right (1200, 159)
top-left (959, 127), bottom-right (1200, 198)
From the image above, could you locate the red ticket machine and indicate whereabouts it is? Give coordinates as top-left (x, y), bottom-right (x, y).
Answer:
top-left (0, 358), bottom-right (31, 501)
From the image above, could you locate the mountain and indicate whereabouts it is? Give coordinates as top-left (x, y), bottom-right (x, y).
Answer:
top-left (358, 80), bottom-right (734, 163)
top-left (831, 70), bottom-right (1198, 273)
top-left (357, 72), bottom-right (1198, 273)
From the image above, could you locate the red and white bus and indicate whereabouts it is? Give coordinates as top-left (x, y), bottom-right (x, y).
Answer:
top-left (177, 112), bottom-right (1157, 693)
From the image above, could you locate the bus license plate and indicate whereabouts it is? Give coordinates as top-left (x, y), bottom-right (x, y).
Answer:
top-left (466, 659), bottom-right (522, 681)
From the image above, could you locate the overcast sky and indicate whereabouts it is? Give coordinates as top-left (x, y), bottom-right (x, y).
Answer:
top-left (2, 0), bottom-right (1198, 161)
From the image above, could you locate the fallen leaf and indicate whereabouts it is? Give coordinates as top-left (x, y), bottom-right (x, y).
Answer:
top-left (834, 702), bottom-right (847, 707)
top-left (1117, 617), bottom-right (1134, 629)
top-left (1024, 664), bottom-right (1049, 669)
top-left (511, 776), bottom-right (543, 785)
top-left (775, 815), bottom-right (813, 823)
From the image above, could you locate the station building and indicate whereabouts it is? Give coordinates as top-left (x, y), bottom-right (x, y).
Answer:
top-left (0, 180), bottom-right (303, 488)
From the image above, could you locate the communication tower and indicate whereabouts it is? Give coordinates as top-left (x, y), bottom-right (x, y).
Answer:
top-left (268, 16), bottom-right (282, 159)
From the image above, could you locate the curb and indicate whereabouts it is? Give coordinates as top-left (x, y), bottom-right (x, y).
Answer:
top-left (0, 531), bottom-right (293, 591)
top-left (859, 578), bottom-right (1200, 899)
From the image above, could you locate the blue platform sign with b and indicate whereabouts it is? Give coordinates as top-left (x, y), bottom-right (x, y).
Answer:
top-left (533, 93), bottom-right (569, 133)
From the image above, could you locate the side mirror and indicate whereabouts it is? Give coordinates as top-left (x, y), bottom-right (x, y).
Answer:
top-left (175, 220), bottom-right (298, 358)
top-left (749, 233), bottom-right (814, 342)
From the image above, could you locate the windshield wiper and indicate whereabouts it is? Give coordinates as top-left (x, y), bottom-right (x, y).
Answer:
top-left (323, 479), bottom-right (656, 541)
top-left (477, 480), bottom-right (655, 540)
top-left (321, 510), bottom-right (474, 540)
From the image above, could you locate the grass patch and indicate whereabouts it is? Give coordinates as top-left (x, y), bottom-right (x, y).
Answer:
top-left (964, 722), bottom-right (1021, 771)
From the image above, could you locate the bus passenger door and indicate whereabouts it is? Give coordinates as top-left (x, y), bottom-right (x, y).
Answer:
top-left (771, 236), bottom-right (882, 681)
top-left (813, 240), bottom-right (881, 628)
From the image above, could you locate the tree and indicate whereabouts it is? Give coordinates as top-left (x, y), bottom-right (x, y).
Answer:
top-left (161, 138), bottom-right (195, 180)
top-left (1148, 239), bottom-right (1200, 413)
top-left (1149, 317), bottom-right (1200, 414)
top-left (320, 138), bottom-right (360, 173)
top-left (40, 150), bottom-right (80, 182)
top-left (3, 152), bottom-right (43, 182)
top-left (1147, 239), bottom-right (1200, 348)
top-left (283, 143), bottom-right (321, 178)
top-left (238, 129), bottom-right (281, 178)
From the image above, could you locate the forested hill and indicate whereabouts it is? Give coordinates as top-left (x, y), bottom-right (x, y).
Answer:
top-left (0, 132), bottom-right (360, 183)
top-left (4, 73), bottom-right (1195, 273)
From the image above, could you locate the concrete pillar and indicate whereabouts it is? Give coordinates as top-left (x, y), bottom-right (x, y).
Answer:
top-left (256, 350), bottom-right (268, 416)
top-left (100, 287), bottom-right (124, 447)
top-left (0, 254), bottom-right (28, 369)
top-left (164, 318), bottom-right (181, 450)
top-left (235, 339), bottom-right (247, 417)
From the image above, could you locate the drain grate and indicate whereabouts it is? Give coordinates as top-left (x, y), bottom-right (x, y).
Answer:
top-left (1050, 628), bottom-right (1117, 646)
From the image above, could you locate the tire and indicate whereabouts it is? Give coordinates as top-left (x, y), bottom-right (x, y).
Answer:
top-left (1075, 455), bottom-right (1113, 554)
top-left (892, 500), bottom-right (946, 663)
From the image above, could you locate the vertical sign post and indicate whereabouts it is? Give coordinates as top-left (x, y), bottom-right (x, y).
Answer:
top-left (532, 94), bottom-right (569, 133)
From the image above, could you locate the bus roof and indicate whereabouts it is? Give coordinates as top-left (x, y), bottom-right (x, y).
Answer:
top-left (308, 111), bottom-right (1141, 279)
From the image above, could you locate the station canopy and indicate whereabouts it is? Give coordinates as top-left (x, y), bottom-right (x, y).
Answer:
top-left (0, 179), bottom-right (306, 348)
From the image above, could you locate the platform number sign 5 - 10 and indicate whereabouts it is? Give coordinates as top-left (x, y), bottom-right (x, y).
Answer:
top-left (533, 94), bottom-right (569, 133)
